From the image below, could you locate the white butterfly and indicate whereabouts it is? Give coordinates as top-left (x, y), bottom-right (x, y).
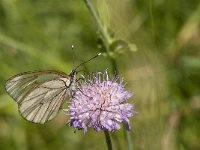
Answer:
top-left (5, 53), bottom-right (101, 124)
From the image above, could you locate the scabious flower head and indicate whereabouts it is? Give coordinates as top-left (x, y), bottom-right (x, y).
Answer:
top-left (68, 71), bottom-right (135, 133)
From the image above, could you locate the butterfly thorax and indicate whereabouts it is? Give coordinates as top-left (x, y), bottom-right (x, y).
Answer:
top-left (68, 69), bottom-right (77, 92)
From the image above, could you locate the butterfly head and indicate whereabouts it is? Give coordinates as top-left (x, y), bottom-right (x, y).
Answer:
top-left (70, 69), bottom-right (78, 78)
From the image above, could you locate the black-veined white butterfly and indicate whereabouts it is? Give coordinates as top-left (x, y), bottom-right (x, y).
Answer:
top-left (5, 53), bottom-right (101, 124)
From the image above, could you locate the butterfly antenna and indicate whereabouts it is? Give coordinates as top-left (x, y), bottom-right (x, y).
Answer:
top-left (74, 53), bottom-right (101, 70)
top-left (72, 45), bottom-right (75, 68)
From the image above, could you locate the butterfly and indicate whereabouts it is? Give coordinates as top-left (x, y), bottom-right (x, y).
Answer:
top-left (5, 53), bottom-right (101, 124)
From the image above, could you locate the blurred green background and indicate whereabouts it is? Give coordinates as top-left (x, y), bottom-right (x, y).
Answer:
top-left (0, 0), bottom-right (200, 150)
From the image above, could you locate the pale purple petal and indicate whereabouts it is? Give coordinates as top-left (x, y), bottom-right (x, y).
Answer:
top-left (67, 71), bottom-right (136, 133)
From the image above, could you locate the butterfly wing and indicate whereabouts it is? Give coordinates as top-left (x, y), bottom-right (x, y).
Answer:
top-left (5, 70), bottom-right (71, 124)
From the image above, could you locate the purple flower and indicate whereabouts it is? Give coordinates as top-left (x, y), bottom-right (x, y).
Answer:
top-left (67, 71), bottom-right (135, 133)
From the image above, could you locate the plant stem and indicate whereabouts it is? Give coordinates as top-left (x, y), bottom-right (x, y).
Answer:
top-left (83, 0), bottom-right (119, 73)
top-left (110, 57), bottom-right (118, 75)
top-left (124, 128), bottom-right (133, 150)
top-left (83, 0), bottom-right (110, 46)
top-left (104, 130), bottom-right (113, 150)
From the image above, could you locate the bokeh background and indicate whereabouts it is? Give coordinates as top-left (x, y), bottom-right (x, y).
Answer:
top-left (0, 0), bottom-right (200, 150)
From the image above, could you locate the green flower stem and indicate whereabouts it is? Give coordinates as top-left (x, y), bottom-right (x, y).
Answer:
top-left (83, 0), bottom-right (111, 47)
top-left (110, 57), bottom-right (118, 75)
top-left (83, 0), bottom-right (119, 75)
top-left (124, 128), bottom-right (133, 150)
top-left (104, 130), bottom-right (113, 150)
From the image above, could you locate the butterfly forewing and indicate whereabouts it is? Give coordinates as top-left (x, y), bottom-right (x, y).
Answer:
top-left (5, 70), bottom-right (73, 124)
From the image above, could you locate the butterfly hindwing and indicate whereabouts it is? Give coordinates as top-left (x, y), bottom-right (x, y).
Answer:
top-left (5, 70), bottom-right (72, 124)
